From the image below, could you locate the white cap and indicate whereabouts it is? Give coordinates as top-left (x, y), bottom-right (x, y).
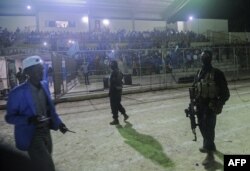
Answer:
top-left (22, 56), bottom-right (43, 69)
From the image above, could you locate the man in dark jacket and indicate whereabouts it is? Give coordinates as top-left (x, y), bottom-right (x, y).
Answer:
top-left (5, 56), bottom-right (69, 171)
top-left (193, 50), bottom-right (230, 165)
top-left (109, 60), bottom-right (129, 125)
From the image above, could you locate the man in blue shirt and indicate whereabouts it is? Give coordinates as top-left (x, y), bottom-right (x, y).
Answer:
top-left (5, 55), bottom-right (69, 171)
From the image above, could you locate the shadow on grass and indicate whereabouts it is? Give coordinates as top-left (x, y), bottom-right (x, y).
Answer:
top-left (204, 161), bottom-right (224, 171)
top-left (214, 150), bottom-right (224, 161)
top-left (204, 150), bottom-right (224, 171)
top-left (116, 121), bottom-right (174, 169)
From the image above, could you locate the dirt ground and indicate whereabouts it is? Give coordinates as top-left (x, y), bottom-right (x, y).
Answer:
top-left (1, 80), bottom-right (250, 171)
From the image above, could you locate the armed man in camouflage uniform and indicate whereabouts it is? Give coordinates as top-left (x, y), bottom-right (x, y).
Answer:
top-left (193, 50), bottom-right (230, 165)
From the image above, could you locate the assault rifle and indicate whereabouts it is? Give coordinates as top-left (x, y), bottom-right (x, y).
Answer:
top-left (184, 87), bottom-right (199, 141)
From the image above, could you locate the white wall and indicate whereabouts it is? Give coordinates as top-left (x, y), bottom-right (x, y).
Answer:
top-left (39, 12), bottom-right (89, 32)
top-left (229, 32), bottom-right (250, 43)
top-left (39, 13), bottom-right (164, 32)
top-left (134, 20), bottom-right (166, 32)
top-left (88, 19), bottom-right (133, 32)
top-left (0, 14), bottom-right (167, 32)
top-left (185, 19), bottom-right (228, 34)
top-left (177, 21), bottom-right (184, 32)
top-left (166, 22), bottom-right (178, 30)
top-left (106, 19), bottom-right (133, 32)
top-left (0, 57), bottom-right (8, 89)
top-left (89, 19), bottom-right (166, 32)
top-left (0, 16), bottom-right (36, 31)
top-left (0, 13), bottom-right (228, 34)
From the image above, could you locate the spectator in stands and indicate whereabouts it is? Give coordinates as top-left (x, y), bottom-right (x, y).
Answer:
top-left (8, 69), bottom-right (17, 89)
top-left (117, 57), bottom-right (125, 74)
top-left (81, 62), bottom-right (90, 85)
top-left (104, 57), bottom-right (110, 74)
top-left (213, 48), bottom-right (220, 63)
top-left (47, 66), bottom-right (53, 87)
top-left (5, 55), bottom-right (69, 171)
top-left (11, 29), bottom-right (210, 51)
top-left (132, 58), bottom-right (138, 76)
top-left (16, 67), bottom-right (26, 84)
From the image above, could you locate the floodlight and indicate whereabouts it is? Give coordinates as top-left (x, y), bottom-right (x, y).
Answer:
top-left (103, 19), bottom-right (110, 26)
top-left (68, 40), bottom-right (75, 44)
top-left (82, 16), bottom-right (89, 23)
top-left (27, 5), bottom-right (31, 10)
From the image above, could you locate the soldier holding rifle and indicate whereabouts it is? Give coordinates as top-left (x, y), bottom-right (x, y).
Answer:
top-left (185, 50), bottom-right (230, 165)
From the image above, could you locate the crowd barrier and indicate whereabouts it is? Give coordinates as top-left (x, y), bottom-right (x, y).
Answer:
top-left (0, 46), bottom-right (250, 103)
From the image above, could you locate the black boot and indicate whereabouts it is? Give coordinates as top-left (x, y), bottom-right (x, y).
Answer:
top-left (202, 152), bottom-right (215, 165)
top-left (199, 147), bottom-right (208, 153)
top-left (123, 114), bottom-right (129, 121)
top-left (199, 147), bottom-right (216, 153)
top-left (110, 119), bottom-right (119, 125)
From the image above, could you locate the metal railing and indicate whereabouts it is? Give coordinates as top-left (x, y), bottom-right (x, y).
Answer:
top-left (1, 45), bottom-right (250, 104)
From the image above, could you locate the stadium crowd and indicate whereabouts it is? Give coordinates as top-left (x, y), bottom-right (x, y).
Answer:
top-left (1, 27), bottom-right (249, 77)
top-left (0, 27), bottom-right (208, 50)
